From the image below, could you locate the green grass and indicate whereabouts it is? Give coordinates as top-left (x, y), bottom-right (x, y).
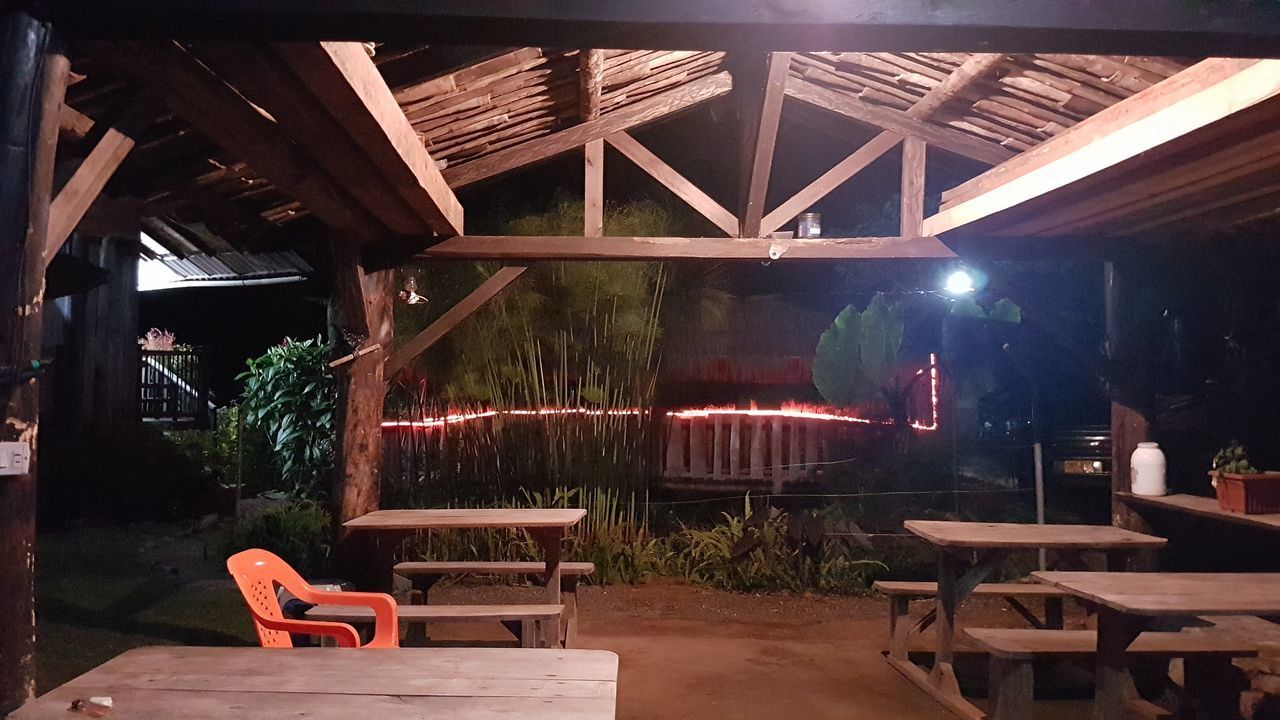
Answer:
top-left (35, 523), bottom-right (256, 691)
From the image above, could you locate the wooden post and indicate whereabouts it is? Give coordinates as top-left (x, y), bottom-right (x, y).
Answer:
top-left (1104, 261), bottom-right (1157, 543)
top-left (900, 137), bottom-right (926, 237)
top-left (584, 139), bottom-right (604, 237)
top-left (0, 13), bottom-right (64, 715)
top-left (329, 236), bottom-right (394, 587)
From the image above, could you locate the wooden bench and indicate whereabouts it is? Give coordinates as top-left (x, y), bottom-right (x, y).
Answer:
top-left (873, 581), bottom-right (1070, 660)
top-left (394, 561), bottom-right (595, 646)
top-left (306, 603), bottom-right (564, 648)
top-left (966, 628), bottom-right (1258, 720)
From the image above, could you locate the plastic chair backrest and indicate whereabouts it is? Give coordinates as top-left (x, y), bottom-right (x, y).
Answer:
top-left (226, 548), bottom-right (314, 648)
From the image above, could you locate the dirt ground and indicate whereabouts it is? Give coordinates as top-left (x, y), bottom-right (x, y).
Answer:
top-left (432, 579), bottom-right (1093, 719)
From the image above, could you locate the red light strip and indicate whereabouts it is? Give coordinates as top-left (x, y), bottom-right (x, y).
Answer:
top-left (383, 354), bottom-right (940, 432)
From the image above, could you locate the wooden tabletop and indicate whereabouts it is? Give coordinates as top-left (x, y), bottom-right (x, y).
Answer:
top-left (1033, 571), bottom-right (1280, 616)
top-left (10, 646), bottom-right (618, 719)
top-left (903, 520), bottom-right (1167, 550)
top-left (344, 508), bottom-right (588, 530)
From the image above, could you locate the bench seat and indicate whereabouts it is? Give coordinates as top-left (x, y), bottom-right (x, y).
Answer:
top-left (873, 581), bottom-right (1069, 598)
top-left (966, 628), bottom-right (1259, 660)
top-left (967, 628), bottom-right (1257, 720)
top-left (393, 561), bottom-right (594, 647)
top-left (394, 560), bottom-right (595, 577)
top-left (306, 603), bottom-right (563, 648)
top-left (875, 581), bottom-right (1070, 660)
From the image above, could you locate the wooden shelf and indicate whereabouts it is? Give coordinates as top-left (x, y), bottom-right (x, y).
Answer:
top-left (1118, 492), bottom-right (1280, 531)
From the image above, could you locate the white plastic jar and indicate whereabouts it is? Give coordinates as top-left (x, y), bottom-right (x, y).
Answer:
top-left (1130, 441), bottom-right (1167, 497)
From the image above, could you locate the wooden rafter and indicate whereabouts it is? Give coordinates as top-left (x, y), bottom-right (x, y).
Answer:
top-left (761, 54), bottom-right (1006, 235)
top-left (924, 58), bottom-right (1280, 239)
top-left (45, 100), bottom-right (152, 267)
top-left (740, 52), bottom-right (791, 237)
top-left (785, 79), bottom-right (1014, 165)
top-left (383, 266), bottom-right (529, 377)
top-left (419, 234), bottom-right (954, 260)
top-left (443, 71), bottom-right (732, 189)
top-left (195, 42), bottom-right (462, 238)
top-left (45, 1), bottom-right (1280, 57)
top-left (275, 42), bottom-right (463, 237)
top-left (606, 132), bottom-right (738, 237)
top-left (90, 41), bottom-right (380, 236)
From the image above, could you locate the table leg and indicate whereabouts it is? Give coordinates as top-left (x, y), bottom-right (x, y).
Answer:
top-left (1093, 608), bottom-right (1145, 720)
top-left (530, 527), bottom-right (563, 648)
top-left (930, 551), bottom-right (964, 697)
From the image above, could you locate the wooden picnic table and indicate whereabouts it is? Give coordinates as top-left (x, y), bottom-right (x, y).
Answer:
top-left (897, 520), bottom-right (1167, 720)
top-left (1034, 571), bottom-right (1280, 720)
top-left (344, 508), bottom-right (586, 646)
top-left (8, 645), bottom-right (619, 719)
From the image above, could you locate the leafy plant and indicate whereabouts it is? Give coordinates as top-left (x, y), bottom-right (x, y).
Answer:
top-left (223, 501), bottom-right (333, 577)
top-left (664, 497), bottom-right (885, 594)
top-left (1212, 440), bottom-right (1257, 475)
top-left (238, 338), bottom-right (337, 497)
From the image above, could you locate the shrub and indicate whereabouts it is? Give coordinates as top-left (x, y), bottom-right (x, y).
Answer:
top-left (223, 501), bottom-right (332, 577)
top-left (165, 405), bottom-right (277, 496)
top-left (239, 338), bottom-right (337, 497)
top-left (663, 497), bottom-right (886, 594)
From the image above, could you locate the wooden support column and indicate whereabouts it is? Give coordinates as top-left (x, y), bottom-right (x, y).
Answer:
top-left (329, 236), bottom-right (394, 586)
top-left (900, 137), bottom-right (927, 237)
top-left (1104, 261), bottom-right (1157, 546)
top-left (584, 140), bottom-right (604, 237)
top-left (0, 13), bottom-right (65, 716)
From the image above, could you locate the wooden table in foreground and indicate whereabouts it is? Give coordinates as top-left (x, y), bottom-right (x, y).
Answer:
top-left (344, 508), bottom-right (587, 645)
top-left (897, 521), bottom-right (1168, 720)
top-left (9, 646), bottom-right (619, 719)
top-left (1033, 571), bottom-right (1280, 720)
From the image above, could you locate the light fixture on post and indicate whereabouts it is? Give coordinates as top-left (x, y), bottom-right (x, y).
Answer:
top-left (398, 275), bottom-right (428, 305)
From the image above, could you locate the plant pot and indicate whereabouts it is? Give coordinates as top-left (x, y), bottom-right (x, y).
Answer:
top-left (1211, 471), bottom-right (1280, 514)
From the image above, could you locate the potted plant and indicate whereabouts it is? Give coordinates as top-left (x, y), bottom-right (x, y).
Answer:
top-left (1209, 441), bottom-right (1280, 514)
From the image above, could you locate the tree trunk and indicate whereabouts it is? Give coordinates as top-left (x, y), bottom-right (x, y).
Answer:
top-left (0, 13), bottom-right (64, 715)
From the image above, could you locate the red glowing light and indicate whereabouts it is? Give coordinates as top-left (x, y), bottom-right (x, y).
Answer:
top-left (382, 355), bottom-right (940, 432)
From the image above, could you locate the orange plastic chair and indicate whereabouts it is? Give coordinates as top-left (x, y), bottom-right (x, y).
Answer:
top-left (226, 548), bottom-right (399, 649)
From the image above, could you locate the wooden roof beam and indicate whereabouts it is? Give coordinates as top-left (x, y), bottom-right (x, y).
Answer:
top-left (924, 58), bottom-right (1280, 239)
top-left (195, 42), bottom-right (462, 238)
top-left (89, 41), bottom-right (381, 237)
top-left (760, 54), bottom-right (1006, 235)
top-left (383, 266), bottom-right (528, 377)
top-left (274, 42), bottom-right (462, 237)
top-left (606, 132), bottom-right (738, 237)
top-left (419, 234), bottom-right (955, 261)
top-left (740, 52), bottom-right (791, 237)
top-left (46, 100), bottom-right (153, 267)
top-left (44, 1), bottom-right (1280, 57)
top-left (785, 79), bottom-right (1016, 165)
top-left (443, 71), bottom-right (732, 189)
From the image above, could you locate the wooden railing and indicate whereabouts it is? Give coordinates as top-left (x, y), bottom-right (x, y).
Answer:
top-left (660, 413), bottom-right (835, 492)
top-left (140, 348), bottom-right (211, 427)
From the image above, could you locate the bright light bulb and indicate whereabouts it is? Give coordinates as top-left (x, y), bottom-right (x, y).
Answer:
top-left (944, 270), bottom-right (975, 296)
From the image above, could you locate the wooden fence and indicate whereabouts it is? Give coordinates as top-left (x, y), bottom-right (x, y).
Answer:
top-left (660, 413), bottom-right (840, 492)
